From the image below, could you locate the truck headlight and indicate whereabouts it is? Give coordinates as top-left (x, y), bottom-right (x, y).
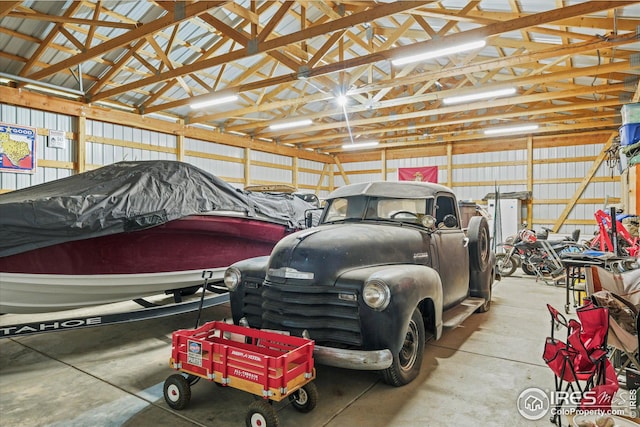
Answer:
top-left (223, 267), bottom-right (241, 291)
top-left (363, 279), bottom-right (390, 311)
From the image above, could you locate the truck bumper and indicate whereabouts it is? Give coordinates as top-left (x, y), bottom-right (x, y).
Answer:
top-left (313, 345), bottom-right (393, 370)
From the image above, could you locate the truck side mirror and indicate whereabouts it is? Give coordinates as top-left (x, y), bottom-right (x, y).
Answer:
top-left (305, 209), bottom-right (322, 228)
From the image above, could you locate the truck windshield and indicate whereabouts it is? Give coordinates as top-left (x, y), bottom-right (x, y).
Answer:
top-left (322, 196), bottom-right (432, 224)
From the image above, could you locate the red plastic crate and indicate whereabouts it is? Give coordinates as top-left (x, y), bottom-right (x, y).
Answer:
top-left (169, 321), bottom-right (315, 400)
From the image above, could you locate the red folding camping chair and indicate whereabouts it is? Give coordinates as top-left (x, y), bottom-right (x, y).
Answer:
top-left (543, 303), bottom-right (619, 426)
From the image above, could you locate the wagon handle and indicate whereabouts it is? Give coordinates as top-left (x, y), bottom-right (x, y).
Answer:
top-left (195, 270), bottom-right (213, 328)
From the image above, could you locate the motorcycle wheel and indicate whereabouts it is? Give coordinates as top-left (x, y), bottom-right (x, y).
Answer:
top-left (495, 253), bottom-right (518, 277)
top-left (521, 262), bottom-right (536, 276)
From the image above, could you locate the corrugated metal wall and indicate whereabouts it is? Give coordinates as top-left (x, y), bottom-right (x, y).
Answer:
top-left (533, 144), bottom-right (619, 236)
top-left (184, 137), bottom-right (244, 186)
top-left (250, 151), bottom-right (292, 186)
top-left (0, 103), bottom-right (622, 238)
top-left (0, 104), bottom-right (329, 196)
top-left (86, 120), bottom-right (177, 165)
top-left (334, 144), bottom-right (621, 239)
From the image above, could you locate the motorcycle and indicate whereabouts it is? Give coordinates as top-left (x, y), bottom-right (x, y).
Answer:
top-left (496, 227), bottom-right (586, 278)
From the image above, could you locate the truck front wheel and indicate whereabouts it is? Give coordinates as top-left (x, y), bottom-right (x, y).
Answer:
top-left (381, 308), bottom-right (425, 387)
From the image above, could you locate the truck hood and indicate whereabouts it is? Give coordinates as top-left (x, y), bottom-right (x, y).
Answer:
top-left (266, 222), bottom-right (430, 285)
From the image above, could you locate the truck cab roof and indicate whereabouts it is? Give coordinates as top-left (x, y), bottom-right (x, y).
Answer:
top-left (326, 181), bottom-right (454, 200)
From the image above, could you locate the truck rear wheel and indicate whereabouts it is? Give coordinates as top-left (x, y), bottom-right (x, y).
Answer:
top-left (468, 216), bottom-right (491, 272)
top-left (381, 308), bottom-right (424, 387)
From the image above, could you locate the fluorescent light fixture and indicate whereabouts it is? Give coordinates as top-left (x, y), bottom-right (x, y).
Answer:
top-left (443, 87), bottom-right (516, 105)
top-left (190, 123), bottom-right (217, 131)
top-left (190, 94), bottom-right (238, 109)
top-left (392, 40), bottom-right (486, 66)
top-left (94, 100), bottom-right (136, 112)
top-left (269, 119), bottom-right (312, 130)
top-left (24, 84), bottom-right (81, 99)
top-left (144, 112), bottom-right (178, 122)
top-left (484, 124), bottom-right (539, 135)
top-left (342, 141), bottom-right (379, 149)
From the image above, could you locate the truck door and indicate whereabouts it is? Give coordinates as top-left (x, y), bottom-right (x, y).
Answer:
top-left (432, 194), bottom-right (470, 308)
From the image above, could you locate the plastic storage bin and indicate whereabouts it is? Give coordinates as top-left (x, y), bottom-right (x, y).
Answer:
top-left (621, 103), bottom-right (640, 124)
top-left (620, 123), bottom-right (640, 146)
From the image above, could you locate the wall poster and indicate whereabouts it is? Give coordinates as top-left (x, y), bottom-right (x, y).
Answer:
top-left (0, 122), bottom-right (37, 173)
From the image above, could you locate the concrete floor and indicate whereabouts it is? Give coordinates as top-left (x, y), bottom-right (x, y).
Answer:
top-left (0, 274), bottom-right (638, 427)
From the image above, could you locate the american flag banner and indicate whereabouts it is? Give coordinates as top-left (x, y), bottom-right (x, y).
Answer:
top-left (398, 166), bottom-right (438, 183)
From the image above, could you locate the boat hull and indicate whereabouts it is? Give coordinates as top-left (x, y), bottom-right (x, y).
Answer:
top-left (0, 214), bottom-right (291, 313)
top-left (0, 268), bottom-right (226, 314)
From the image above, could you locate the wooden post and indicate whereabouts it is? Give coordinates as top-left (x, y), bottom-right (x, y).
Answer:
top-left (292, 156), bottom-right (298, 189)
top-left (176, 119), bottom-right (185, 161)
top-left (527, 135), bottom-right (533, 227)
top-left (77, 116), bottom-right (86, 174)
top-left (447, 142), bottom-right (453, 187)
top-left (631, 165), bottom-right (639, 215)
top-left (244, 147), bottom-right (250, 187)
top-left (381, 149), bottom-right (387, 181)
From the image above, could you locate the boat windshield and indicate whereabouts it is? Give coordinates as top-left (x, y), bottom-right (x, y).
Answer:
top-left (322, 196), bottom-right (433, 225)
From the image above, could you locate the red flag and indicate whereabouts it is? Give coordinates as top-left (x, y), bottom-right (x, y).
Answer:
top-left (398, 166), bottom-right (438, 183)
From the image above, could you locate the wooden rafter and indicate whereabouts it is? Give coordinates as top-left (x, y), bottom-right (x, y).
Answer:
top-left (27, 1), bottom-right (227, 81)
top-left (0, 0), bottom-right (637, 156)
top-left (92, 1), bottom-right (432, 101)
top-left (148, 6), bottom-right (637, 118)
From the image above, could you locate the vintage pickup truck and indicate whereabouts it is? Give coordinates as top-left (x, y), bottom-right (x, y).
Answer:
top-left (223, 181), bottom-right (495, 386)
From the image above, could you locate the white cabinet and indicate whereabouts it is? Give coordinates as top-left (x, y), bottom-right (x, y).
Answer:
top-left (487, 198), bottom-right (521, 243)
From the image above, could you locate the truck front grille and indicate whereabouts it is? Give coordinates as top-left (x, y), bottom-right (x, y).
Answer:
top-left (246, 278), bottom-right (362, 347)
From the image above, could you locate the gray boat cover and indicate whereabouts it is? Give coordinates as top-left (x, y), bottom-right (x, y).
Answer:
top-left (0, 160), bottom-right (316, 258)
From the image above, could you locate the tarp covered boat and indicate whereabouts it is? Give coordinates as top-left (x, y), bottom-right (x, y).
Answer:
top-left (0, 160), bottom-right (316, 313)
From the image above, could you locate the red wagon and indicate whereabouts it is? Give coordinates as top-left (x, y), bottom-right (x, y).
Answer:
top-left (164, 320), bottom-right (317, 427)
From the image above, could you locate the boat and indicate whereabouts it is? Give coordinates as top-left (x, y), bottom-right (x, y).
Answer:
top-left (0, 160), bottom-right (316, 314)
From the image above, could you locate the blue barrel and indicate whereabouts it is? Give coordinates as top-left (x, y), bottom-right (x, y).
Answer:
top-left (620, 123), bottom-right (640, 146)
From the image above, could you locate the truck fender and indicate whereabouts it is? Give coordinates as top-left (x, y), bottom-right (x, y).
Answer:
top-left (339, 265), bottom-right (444, 355)
top-left (470, 252), bottom-right (495, 302)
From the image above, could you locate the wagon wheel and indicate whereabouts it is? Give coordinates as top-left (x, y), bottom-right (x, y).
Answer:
top-left (289, 382), bottom-right (318, 413)
top-left (163, 374), bottom-right (191, 410)
top-left (246, 400), bottom-right (279, 427)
